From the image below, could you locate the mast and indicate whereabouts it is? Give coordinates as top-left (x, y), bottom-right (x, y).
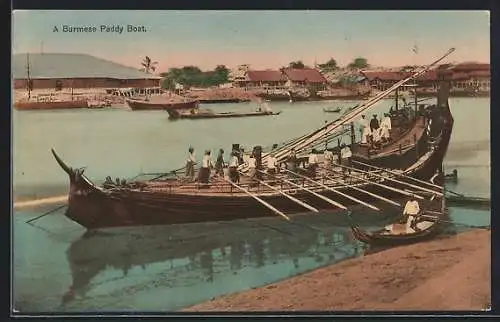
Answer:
top-left (26, 53), bottom-right (31, 100)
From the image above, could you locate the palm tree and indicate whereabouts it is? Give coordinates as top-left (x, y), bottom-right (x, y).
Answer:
top-left (140, 56), bottom-right (158, 74)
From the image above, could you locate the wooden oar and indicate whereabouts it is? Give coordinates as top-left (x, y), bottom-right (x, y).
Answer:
top-left (351, 160), bottom-right (443, 190)
top-left (321, 173), bottom-right (401, 207)
top-left (336, 162), bottom-right (443, 196)
top-left (282, 168), bottom-right (380, 211)
top-left (257, 170), bottom-right (347, 210)
top-left (25, 204), bottom-right (67, 224)
top-left (221, 176), bottom-right (290, 221)
top-left (238, 171), bottom-right (319, 213)
top-left (151, 165), bottom-right (187, 181)
top-left (326, 167), bottom-right (425, 200)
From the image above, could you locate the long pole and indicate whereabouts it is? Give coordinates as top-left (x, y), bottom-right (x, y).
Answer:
top-left (26, 53), bottom-right (31, 100)
top-left (238, 171), bottom-right (319, 213)
top-left (25, 204), bottom-right (67, 224)
top-left (322, 172), bottom-right (401, 207)
top-left (351, 159), bottom-right (443, 190)
top-left (281, 168), bottom-right (380, 211)
top-left (257, 170), bottom-right (347, 210)
top-left (326, 167), bottom-right (425, 200)
top-left (264, 48), bottom-right (455, 162)
top-left (336, 162), bottom-right (443, 196)
top-left (221, 176), bottom-right (290, 221)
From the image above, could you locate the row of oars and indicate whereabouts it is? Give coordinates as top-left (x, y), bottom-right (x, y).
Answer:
top-left (223, 160), bottom-right (445, 222)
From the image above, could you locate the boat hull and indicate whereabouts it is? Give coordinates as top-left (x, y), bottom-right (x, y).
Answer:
top-left (126, 98), bottom-right (198, 111)
top-left (166, 109), bottom-right (281, 120)
top-left (14, 100), bottom-right (89, 110)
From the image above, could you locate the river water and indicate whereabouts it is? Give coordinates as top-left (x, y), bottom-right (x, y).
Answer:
top-left (12, 97), bottom-right (490, 313)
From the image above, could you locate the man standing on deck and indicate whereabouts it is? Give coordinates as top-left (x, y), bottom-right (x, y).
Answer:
top-left (246, 153), bottom-right (257, 184)
top-left (370, 114), bottom-right (380, 132)
top-left (381, 113), bottom-right (392, 141)
top-left (323, 149), bottom-right (334, 170)
top-left (198, 150), bottom-right (213, 184)
top-left (185, 147), bottom-right (196, 182)
top-left (340, 144), bottom-right (352, 177)
top-left (267, 153), bottom-right (278, 178)
top-left (228, 151), bottom-right (240, 183)
top-left (214, 148), bottom-right (225, 177)
top-left (359, 115), bottom-right (370, 144)
top-left (307, 149), bottom-right (319, 178)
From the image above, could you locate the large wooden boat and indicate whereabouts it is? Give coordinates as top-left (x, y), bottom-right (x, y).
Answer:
top-left (126, 96), bottom-right (199, 111)
top-left (52, 50), bottom-right (457, 230)
top-left (165, 107), bottom-right (282, 120)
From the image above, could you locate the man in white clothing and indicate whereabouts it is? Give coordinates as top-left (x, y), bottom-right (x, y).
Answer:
top-left (185, 147), bottom-right (196, 181)
top-left (308, 149), bottom-right (319, 177)
top-left (403, 197), bottom-right (421, 232)
top-left (380, 113), bottom-right (392, 141)
top-left (359, 115), bottom-right (371, 144)
top-left (340, 144), bottom-right (352, 176)
top-left (323, 149), bottom-right (334, 169)
top-left (228, 151), bottom-right (240, 183)
top-left (267, 153), bottom-right (278, 176)
top-left (246, 153), bottom-right (257, 183)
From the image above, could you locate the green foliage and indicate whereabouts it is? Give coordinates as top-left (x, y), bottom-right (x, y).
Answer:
top-left (160, 65), bottom-right (230, 89)
top-left (348, 57), bottom-right (369, 69)
top-left (140, 56), bottom-right (158, 74)
top-left (288, 61), bottom-right (306, 69)
top-left (318, 58), bottom-right (338, 71)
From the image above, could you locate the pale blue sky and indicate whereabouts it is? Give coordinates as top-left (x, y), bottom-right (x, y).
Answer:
top-left (12, 10), bottom-right (490, 72)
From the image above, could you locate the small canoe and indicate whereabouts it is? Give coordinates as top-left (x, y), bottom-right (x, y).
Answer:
top-left (323, 107), bottom-right (342, 113)
top-left (166, 108), bottom-right (282, 120)
top-left (349, 218), bottom-right (443, 247)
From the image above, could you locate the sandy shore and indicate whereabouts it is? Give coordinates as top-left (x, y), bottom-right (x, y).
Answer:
top-left (184, 229), bottom-right (490, 312)
top-left (14, 195), bottom-right (67, 209)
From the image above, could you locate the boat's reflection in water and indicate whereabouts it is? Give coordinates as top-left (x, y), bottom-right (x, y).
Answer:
top-left (61, 211), bottom-right (393, 311)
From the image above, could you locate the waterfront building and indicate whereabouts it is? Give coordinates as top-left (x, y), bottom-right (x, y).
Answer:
top-left (12, 53), bottom-right (161, 95)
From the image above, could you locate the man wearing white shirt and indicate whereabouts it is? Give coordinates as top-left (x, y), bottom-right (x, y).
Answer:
top-left (246, 154), bottom-right (257, 182)
top-left (359, 115), bottom-right (371, 144)
top-left (228, 151), bottom-right (240, 183)
top-left (340, 144), bottom-right (352, 176)
top-left (185, 147), bottom-right (196, 181)
top-left (307, 149), bottom-right (319, 177)
top-left (403, 198), bottom-right (421, 232)
top-left (267, 153), bottom-right (278, 176)
top-left (198, 150), bottom-right (213, 184)
top-left (381, 113), bottom-right (392, 141)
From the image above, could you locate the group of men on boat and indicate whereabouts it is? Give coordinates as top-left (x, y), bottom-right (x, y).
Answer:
top-left (358, 113), bottom-right (392, 149)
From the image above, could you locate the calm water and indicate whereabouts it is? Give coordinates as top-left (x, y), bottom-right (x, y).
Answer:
top-left (12, 97), bottom-right (490, 312)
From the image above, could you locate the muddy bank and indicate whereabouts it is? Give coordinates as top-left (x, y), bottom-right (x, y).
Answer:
top-left (184, 229), bottom-right (490, 311)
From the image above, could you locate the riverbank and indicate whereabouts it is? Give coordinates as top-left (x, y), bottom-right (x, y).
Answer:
top-left (184, 229), bottom-right (490, 311)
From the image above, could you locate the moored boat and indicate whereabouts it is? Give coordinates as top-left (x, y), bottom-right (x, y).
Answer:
top-left (126, 95), bottom-right (199, 111)
top-left (165, 107), bottom-right (281, 120)
top-left (52, 49), bottom-right (457, 230)
top-left (15, 99), bottom-right (89, 110)
top-left (323, 107), bottom-right (342, 113)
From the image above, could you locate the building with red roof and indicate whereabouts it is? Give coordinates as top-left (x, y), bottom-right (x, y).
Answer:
top-left (361, 62), bottom-right (490, 95)
top-left (282, 68), bottom-right (328, 91)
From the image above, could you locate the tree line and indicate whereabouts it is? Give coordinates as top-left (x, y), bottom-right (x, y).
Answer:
top-left (139, 55), bottom-right (370, 89)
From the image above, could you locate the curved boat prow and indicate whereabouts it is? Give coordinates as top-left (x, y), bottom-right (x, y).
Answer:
top-left (51, 148), bottom-right (74, 176)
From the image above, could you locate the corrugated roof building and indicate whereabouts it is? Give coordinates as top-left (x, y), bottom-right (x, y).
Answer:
top-left (13, 53), bottom-right (161, 90)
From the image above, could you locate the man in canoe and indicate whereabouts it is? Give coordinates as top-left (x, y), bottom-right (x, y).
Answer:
top-left (403, 197), bottom-right (421, 232)
top-left (185, 147), bottom-right (196, 182)
top-left (214, 148), bottom-right (225, 177)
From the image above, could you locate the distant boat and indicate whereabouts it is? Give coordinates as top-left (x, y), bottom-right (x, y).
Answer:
top-left (165, 107), bottom-right (281, 120)
top-left (15, 99), bottom-right (89, 110)
top-left (126, 96), bottom-right (199, 111)
top-left (323, 107), bottom-right (342, 113)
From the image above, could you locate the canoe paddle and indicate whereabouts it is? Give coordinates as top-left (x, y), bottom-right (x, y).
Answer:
top-left (25, 204), bottom-right (67, 224)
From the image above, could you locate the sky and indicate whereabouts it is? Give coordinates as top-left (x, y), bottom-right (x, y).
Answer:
top-left (12, 10), bottom-right (490, 72)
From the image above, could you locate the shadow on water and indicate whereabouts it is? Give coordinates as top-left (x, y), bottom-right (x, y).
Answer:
top-left (55, 211), bottom-right (392, 312)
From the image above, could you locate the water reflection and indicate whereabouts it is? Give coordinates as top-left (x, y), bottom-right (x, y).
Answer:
top-left (61, 214), bottom-right (368, 311)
